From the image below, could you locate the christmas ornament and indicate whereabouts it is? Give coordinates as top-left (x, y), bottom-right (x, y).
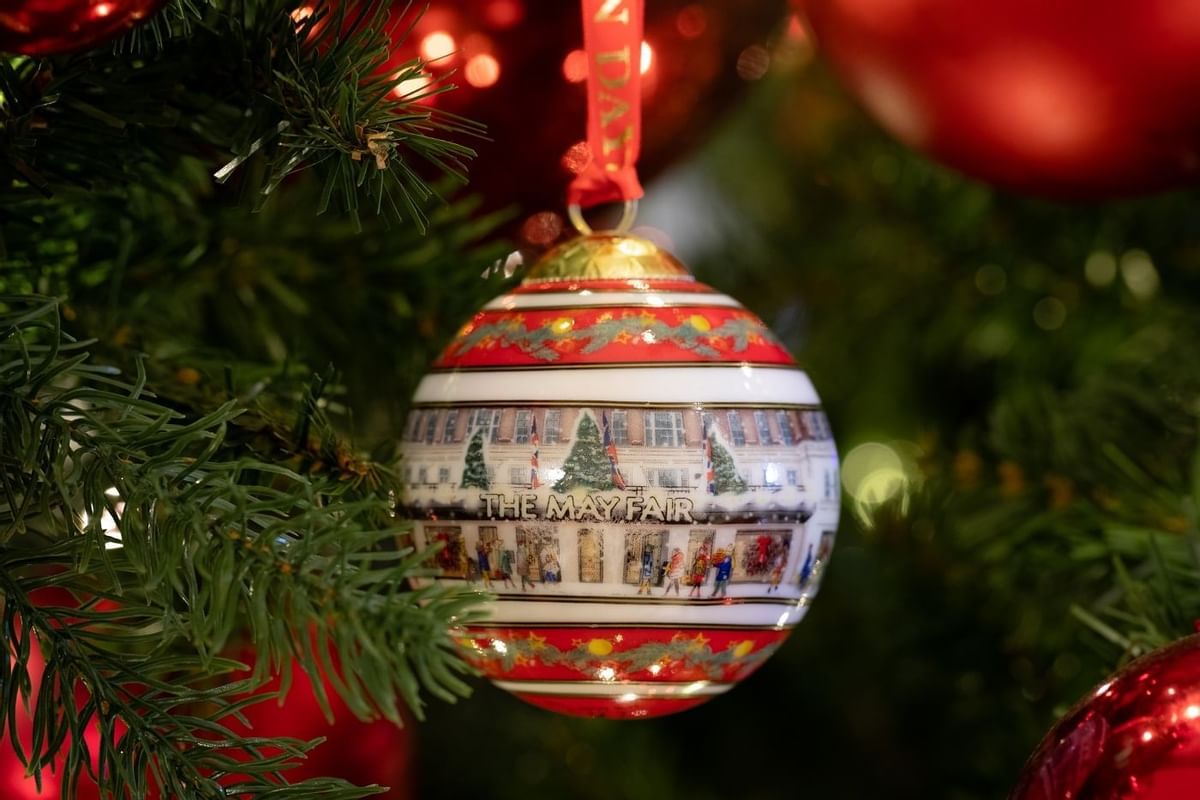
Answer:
top-left (0, 0), bottom-right (166, 56)
top-left (303, 0), bottom-right (788, 240)
top-left (402, 0), bottom-right (838, 720)
top-left (798, 0), bottom-right (1200, 197)
top-left (1012, 635), bottom-right (1200, 800)
top-left (400, 232), bottom-right (841, 719)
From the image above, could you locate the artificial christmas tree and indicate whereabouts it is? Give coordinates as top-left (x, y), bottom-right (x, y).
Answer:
top-left (5, 0), bottom-right (1200, 795)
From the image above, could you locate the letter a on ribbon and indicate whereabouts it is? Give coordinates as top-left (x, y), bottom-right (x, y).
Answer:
top-left (566, 0), bottom-right (645, 208)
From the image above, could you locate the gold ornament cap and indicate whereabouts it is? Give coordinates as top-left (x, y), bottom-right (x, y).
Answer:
top-left (522, 233), bottom-right (694, 283)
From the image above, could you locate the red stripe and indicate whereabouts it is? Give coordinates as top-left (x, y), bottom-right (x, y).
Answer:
top-left (438, 306), bottom-right (794, 368)
top-left (458, 625), bottom-right (789, 684)
top-left (511, 693), bottom-right (710, 719)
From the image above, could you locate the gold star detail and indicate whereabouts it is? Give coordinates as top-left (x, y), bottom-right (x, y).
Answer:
top-left (528, 633), bottom-right (547, 651)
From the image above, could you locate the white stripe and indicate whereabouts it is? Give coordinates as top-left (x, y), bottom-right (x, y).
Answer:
top-left (413, 366), bottom-right (820, 406)
top-left (476, 596), bottom-right (810, 629)
top-left (490, 679), bottom-right (733, 698)
top-left (483, 291), bottom-right (741, 310)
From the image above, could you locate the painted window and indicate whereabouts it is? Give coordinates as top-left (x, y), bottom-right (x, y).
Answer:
top-left (514, 410), bottom-right (533, 444)
top-left (442, 411), bottom-right (458, 443)
top-left (727, 411), bottom-right (747, 446)
top-left (543, 410), bottom-right (562, 444)
top-left (776, 411), bottom-right (796, 445)
top-left (754, 411), bottom-right (773, 445)
top-left (424, 412), bottom-right (439, 444)
top-left (578, 528), bottom-right (604, 583)
top-left (610, 410), bottom-right (630, 445)
top-left (467, 408), bottom-right (501, 442)
top-left (644, 410), bottom-right (684, 447)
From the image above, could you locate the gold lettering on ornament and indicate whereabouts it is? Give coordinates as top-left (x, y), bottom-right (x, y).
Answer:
top-left (593, 0), bottom-right (630, 24)
top-left (479, 492), bottom-right (695, 524)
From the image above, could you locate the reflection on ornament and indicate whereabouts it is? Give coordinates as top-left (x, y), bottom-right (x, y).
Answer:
top-left (1013, 635), bottom-right (1200, 800)
top-left (0, 0), bottom-right (167, 56)
top-left (799, 0), bottom-right (1200, 197)
top-left (400, 233), bottom-right (840, 718)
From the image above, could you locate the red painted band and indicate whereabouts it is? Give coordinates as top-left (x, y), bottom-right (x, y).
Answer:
top-left (436, 306), bottom-right (795, 368)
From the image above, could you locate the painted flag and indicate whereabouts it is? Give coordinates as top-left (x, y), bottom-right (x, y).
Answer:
top-left (602, 411), bottom-right (627, 490)
top-left (530, 415), bottom-right (541, 488)
top-left (702, 415), bottom-right (717, 495)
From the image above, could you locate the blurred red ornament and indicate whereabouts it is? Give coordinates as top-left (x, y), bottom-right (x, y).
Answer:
top-left (0, 0), bottom-right (166, 56)
top-left (228, 658), bottom-right (413, 799)
top-left (1012, 635), bottom-right (1200, 800)
top-left (1, 590), bottom-right (103, 799)
top-left (319, 0), bottom-right (788, 242)
top-left (799, 0), bottom-right (1200, 198)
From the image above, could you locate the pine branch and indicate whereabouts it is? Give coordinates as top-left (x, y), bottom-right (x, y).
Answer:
top-left (0, 0), bottom-right (482, 228)
top-left (1, 295), bottom-right (482, 797)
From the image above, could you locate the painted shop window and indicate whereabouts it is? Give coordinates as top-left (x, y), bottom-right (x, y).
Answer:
top-left (776, 411), bottom-right (796, 445)
top-left (647, 468), bottom-right (688, 488)
top-left (516, 525), bottom-right (561, 583)
top-left (753, 411), bottom-right (773, 445)
top-left (514, 410), bottom-right (533, 444)
top-left (732, 530), bottom-right (792, 583)
top-left (727, 411), bottom-right (747, 446)
top-left (426, 525), bottom-right (465, 577)
top-left (438, 467), bottom-right (450, 484)
top-left (644, 411), bottom-right (684, 447)
top-left (467, 408), bottom-right (502, 443)
top-left (508, 466), bottom-right (527, 486)
top-left (424, 412), bottom-right (439, 444)
top-left (610, 410), bottom-right (630, 445)
top-left (687, 530), bottom-right (716, 586)
top-left (623, 529), bottom-right (668, 584)
top-left (543, 410), bottom-right (562, 444)
top-left (577, 528), bottom-right (604, 583)
top-left (478, 526), bottom-right (501, 578)
top-left (442, 411), bottom-right (458, 443)
top-left (417, 467), bottom-right (428, 484)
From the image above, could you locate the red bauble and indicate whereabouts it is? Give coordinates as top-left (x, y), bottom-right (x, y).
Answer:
top-left (0, 0), bottom-right (166, 56)
top-left (1013, 635), bottom-right (1200, 800)
top-left (799, 0), bottom-right (1200, 198)
top-left (228, 659), bottom-right (413, 799)
top-left (354, 0), bottom-right (788, 240)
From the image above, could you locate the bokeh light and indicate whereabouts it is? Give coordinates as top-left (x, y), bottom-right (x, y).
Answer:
top-left (420, 31), bottom-right (457, 62)
top-left (466, 53), bottom-right (501, 87)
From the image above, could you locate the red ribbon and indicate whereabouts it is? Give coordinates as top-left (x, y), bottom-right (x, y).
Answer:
top-left (566, 0), bottom-right (645, 209)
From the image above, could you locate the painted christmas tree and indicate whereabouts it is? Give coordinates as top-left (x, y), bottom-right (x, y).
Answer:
top-left (461, 429), bottom-right (490, 489)
top-left (553, 412), bottom-right (615, 492)
top-left (710, 435), bottom-right (748, 494)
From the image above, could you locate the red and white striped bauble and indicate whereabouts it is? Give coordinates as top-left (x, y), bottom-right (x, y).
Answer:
top-left (401, 233), bottom-right (839, 719)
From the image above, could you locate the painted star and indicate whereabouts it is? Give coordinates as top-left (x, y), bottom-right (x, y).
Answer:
top-left (528, 633), bottom-right (548, 651)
